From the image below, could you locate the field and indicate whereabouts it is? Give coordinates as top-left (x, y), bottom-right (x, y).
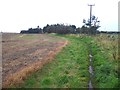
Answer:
top-left (2, 33), bottom-right (119, 88)
top-left (2, 33), bottom-right (68, 87)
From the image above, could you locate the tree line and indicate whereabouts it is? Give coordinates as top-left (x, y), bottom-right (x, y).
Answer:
top-left (20, 15), bottom-right (119, 34)
top-left (20, 23), bottom-right (100, 34)
top-left (20, 26), bottom-right (43, 34)
top-left (20, 15), bottom-right (101, 35)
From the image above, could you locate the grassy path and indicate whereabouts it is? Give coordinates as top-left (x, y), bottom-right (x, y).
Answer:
top-left (16, 34), bottom-right (118, 88)
top-left (19, 35), bottom-right (91, 88)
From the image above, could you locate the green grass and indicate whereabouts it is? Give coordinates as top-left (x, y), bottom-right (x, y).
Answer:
top-left (15, 34), bottom-right (118, 88)
top-left (90, 35), bottom-right (119, 88)
top-left (19, 34), bottom-right (90, 88)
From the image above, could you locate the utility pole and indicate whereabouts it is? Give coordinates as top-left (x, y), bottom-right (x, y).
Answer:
top-left (88, 4), bottom-right (95, 27)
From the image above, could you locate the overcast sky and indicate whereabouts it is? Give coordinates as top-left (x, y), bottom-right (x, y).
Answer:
top-left (0, 0), bottom-right (119, 33)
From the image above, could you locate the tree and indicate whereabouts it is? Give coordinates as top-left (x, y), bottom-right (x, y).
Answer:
top-left (43, 24), bottom-right (76, 34)
top-left (82, 15), bottom-right (100, 35)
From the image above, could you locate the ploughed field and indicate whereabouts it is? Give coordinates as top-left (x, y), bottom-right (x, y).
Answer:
top-left (2, 33), bottom-right (68, 87)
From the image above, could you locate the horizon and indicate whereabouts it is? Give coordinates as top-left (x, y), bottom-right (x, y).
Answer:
top-left (0, 0), bottom-right (119, 33)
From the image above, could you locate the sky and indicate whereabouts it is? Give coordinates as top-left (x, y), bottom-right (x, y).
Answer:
top-left (0, 0), bottom-right (119, 33)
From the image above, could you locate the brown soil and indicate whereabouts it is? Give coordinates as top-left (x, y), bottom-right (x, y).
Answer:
top-left (2, 33), bottom-right (68, 88)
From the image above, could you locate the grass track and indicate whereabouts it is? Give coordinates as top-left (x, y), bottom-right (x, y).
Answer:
top-left (19, 34), bottom-right (90, 88)
top-left (15, 34), bottom-right (118, 88)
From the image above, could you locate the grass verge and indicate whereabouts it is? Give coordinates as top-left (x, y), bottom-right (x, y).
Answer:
top-left (11, 34), bottom-right (118, 88)
top-left (18, 34), bottom-right (90, 88)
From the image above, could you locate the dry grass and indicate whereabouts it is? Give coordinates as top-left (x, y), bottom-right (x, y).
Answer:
top-left (94, 34), bottom-right (118, 61)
